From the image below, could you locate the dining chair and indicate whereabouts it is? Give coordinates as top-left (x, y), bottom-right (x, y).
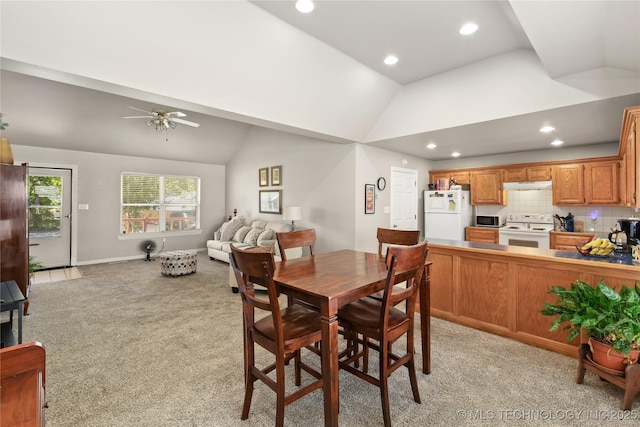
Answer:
top-left (276, 229), bottom-right (318, 308)
top-left (338, 240), bottom-right (429, 427)
top-left (369, 228), bottom-right (421, 301)
top-left (229, 245), bottom-right (323, 427)
top-left (276, 228), bottom-right (316, 261)
top-left (376, 228), bottom-right (420, 257)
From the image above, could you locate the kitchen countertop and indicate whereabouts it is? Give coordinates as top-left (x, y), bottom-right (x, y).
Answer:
top-left (427, 238), bottom-right (639, 268)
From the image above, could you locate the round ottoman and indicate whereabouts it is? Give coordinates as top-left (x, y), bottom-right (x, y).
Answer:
top-left (160, 250), bottom-right (197, 277)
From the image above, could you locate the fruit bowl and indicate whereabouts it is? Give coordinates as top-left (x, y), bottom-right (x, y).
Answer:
top-left (576, 238), bottom-right (614, 257)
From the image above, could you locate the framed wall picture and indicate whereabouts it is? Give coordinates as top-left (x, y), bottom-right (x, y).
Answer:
top-left (365, 184), bottom-right (375, 214)
top-left (259, 167), bottom-right (269, 187)
top-left (271, 165), bottom-right (282, 186)
top-left (259, 190), bottom-right (282, 214)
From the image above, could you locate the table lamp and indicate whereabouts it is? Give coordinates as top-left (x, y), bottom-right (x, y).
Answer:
top-left (283, 206), bottom-right (302, 231)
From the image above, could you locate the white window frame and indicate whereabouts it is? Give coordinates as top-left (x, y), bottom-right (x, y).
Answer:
top-left (119, 172), bottom-right (201, 239)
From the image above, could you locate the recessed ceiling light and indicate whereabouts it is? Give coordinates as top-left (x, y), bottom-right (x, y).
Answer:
top-left (540, 125), bottom-right (556, 133)
top-left (459, 23), bottom-right (478, 35)
top-left (452, 152), bottom-right (461, 157)
top-left (551, 139), bottom-right (564, 146)
top-left (295, 0), bottom-right (314, 13)
top-left (384, 55), bottom-right (398, 65)
top-left (426, 143), bottom-right (437, 149)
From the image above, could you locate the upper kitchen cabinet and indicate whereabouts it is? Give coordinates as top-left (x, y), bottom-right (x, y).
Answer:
top-left (619, 106), bottom-right (640, 208)
top-left (470, 169), bottom-right (506, 205)
top-left (429, 170), bottom-right (470, 185)
top-left (552, 163), bottom-right (584, 205)
top-left (584, 160), bottom-right (620, 205)
top-left (503, 165), bottom-right (552, 182)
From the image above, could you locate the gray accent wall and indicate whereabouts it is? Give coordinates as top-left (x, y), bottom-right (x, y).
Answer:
top-left (13, 145), bottom-right (225, 265)
top-left (226, 127), bottom-right (432, 254)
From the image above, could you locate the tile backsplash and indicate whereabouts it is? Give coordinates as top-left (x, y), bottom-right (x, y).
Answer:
top-left (475, 189), bottom-right (640, 232)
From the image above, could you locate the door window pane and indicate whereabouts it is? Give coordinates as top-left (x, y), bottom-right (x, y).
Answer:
top-left (29, 175), bottom-right (63, 238)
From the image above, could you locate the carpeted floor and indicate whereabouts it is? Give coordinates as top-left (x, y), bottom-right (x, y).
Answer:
top-left (19, 252), bottom-right (639, 426)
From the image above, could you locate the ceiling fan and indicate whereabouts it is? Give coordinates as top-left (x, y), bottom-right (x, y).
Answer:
top-left (122, 107), bottom-right (200, 133)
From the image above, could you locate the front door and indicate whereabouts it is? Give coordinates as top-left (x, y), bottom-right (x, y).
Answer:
top-left (390, 167), bottom-right (418, 230)
top-left (28, 167), bottom-right (72, 269)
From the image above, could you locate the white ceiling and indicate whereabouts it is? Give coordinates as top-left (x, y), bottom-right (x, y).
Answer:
top-left (1, 1), bottom-right (639, 164)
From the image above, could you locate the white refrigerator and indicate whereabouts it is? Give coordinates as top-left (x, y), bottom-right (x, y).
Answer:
top-left (424, 190), bottom-right (472, 241)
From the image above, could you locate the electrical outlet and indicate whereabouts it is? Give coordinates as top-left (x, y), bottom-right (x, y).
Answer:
top-left (162, 238), bottom-right (166, 243)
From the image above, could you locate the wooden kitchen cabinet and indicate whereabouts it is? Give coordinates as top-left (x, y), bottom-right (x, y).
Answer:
top-left (584, 160), bottom-right (620, 205)
top-left (503, 165), bottom-right (552, 182)
top-left (465, 227), bottom-right (499, 244)
top-left (550, 231), bottom-right (596, 250)
top-left (552, 163), bottom-right (584, 204)
top-left (620, 106), bottom-right (639, 208)
top-left (470, 169), bottom-right (505, 205)
top-left (429, 170), bottom-right (470, 186)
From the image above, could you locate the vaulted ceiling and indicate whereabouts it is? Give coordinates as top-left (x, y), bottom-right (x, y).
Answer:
top-left (1, 1), bottom-right (639, 164)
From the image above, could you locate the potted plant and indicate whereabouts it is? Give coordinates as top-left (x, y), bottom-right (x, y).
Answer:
top-left (541, 279), bottom-right (640, 372)
top-left (28, 256), bottom-right (43, 291)
top-left (0, 112), bottom-right (13, 164)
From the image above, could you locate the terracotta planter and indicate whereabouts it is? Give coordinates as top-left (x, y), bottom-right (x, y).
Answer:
top-left (589, 337), bottom-right (640, 372)
top-left (0, 137), bottom-right (14, 164)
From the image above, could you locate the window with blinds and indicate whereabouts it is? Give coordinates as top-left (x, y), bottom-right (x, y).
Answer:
top-left (121, 173), bottom-right (200, 234)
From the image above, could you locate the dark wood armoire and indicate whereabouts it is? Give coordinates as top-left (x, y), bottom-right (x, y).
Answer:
top-left (1, 163), bottom-right (29, 314)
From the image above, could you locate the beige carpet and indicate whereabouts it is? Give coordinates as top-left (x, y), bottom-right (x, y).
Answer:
top-left (20, 252), bottom-right (638, 426)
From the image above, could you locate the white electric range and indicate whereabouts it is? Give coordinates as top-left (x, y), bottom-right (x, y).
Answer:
top-left (498, 214), bottom-right (554, 249)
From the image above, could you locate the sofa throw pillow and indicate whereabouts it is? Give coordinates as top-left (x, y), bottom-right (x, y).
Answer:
top-left (243, 227), bottom-right (264, 246)
top-left (257, 229), bottom-right (276, 246)
top-left (214, 222), bottom-right (228, 240)
top-left (220, 216), bottom-right (245, 241)
top-left (251, 220), bottom-right (268, 229)
top-left (233, 226), bottom-right (252, 243)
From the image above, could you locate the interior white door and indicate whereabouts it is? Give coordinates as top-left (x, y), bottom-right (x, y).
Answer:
top-left (28, 167), bottom-right (72, 269)
top-left (390, 167), bottom-right (418, 230)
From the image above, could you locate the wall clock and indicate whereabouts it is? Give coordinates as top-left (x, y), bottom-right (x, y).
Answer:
top-left (377, 177), bottom-right (386, 191)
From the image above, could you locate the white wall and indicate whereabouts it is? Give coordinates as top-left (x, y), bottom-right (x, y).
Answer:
top-left (225, 127), bottom-right (433, 254)
top-left (225, 127), bottom-right (356, 254)
top-left (12, 144), bottom-right (225, 264)
top-left (354, 145), bottom-right (431, 252)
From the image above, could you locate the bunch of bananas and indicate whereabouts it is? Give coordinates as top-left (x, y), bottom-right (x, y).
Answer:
top-left (579, 238), bottom-right (615, 256)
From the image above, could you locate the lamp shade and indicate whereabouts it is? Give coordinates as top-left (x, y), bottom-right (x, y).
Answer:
top-left (283, 206), bottom-right (302, 221)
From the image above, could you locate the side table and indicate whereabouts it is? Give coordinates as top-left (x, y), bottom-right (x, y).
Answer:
top-left (576, 343), bottom-right (640, 410)
top-left (1, 280), bottom-right (26, 347)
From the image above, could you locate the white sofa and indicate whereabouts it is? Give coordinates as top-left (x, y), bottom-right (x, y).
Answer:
top-left (206, 216), bottom-right (302, 291)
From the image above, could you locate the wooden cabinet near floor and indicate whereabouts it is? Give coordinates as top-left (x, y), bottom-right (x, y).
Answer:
top-left (0, 164), bottom-right (29, 314)
top-left (550, 231), bottom-right (596, 250)
top-left (427, 241), bottom-right (640, 358)
top-left (465, 227), bottom-right (499, 244)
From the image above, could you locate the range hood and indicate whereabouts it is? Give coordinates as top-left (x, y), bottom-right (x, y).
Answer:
top-left (503, 181), bottom-right (552, 191)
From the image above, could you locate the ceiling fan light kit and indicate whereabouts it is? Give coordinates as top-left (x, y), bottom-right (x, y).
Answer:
top-left (123, 107), bottom-right (200, 139)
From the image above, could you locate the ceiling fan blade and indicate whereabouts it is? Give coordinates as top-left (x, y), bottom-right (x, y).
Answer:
top-left (128, 106), bottom-right (154, 115)
top-left (122, 115), bottom-right (153, 119)
top-left (167, 111), bottom-right (187, 117)
top-left (172, 118), bottom-right (200, 128)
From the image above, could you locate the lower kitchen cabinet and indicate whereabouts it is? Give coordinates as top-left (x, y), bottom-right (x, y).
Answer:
top-left (550, 231), bottom-right (596, 250)
top-left (465, 227), bottom-right (499, 244)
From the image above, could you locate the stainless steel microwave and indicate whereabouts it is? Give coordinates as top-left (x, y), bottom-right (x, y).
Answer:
top-left (475, 215), bottom-right (505, 228)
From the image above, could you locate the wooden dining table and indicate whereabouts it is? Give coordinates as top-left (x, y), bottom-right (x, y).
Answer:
top-left (273, 249), bottom-right (432, 427)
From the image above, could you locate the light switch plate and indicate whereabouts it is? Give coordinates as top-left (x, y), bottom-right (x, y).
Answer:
top-left (79, 204), bottom-right (89, 210)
